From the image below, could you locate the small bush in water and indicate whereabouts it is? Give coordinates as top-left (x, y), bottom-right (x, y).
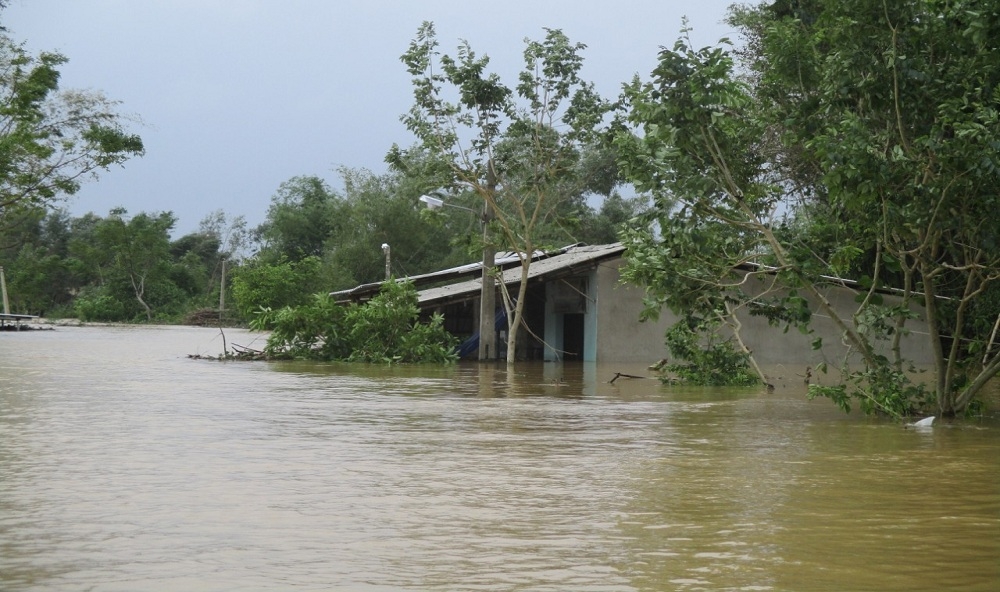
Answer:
top-left (253, 280), bottom-right (457, 363)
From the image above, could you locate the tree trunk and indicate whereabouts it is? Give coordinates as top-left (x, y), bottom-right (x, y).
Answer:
top-left (722, 301), bottom-right (767, 384)
top-left (130, 274), bottom-right (153, 322)
top-left (506, 258), bottom-right (531, 364)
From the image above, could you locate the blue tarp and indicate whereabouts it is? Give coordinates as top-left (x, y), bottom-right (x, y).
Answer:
top-left (456, 308), bottom-right (507, 359)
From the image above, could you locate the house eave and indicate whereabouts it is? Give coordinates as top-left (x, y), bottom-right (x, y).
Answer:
top-left (416, 243), bottom-right (626, 308)
top-left (329, 244), bottom-right (586, 304)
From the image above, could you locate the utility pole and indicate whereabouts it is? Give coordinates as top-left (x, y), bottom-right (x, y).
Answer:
top-left (478, 164), bottom-right (497, 361)
top-left (418, 182), bottom-right (497, 361)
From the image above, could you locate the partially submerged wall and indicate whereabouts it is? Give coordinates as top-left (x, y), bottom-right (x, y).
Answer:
top-left (593, 258), bottom-right (675, 363)
top-left (735, 274), bottom-right (935, 368)
top-left (590, 259), bottom-right (936, 370)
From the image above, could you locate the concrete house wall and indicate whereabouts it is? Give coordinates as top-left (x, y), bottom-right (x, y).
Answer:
top-left (537, 254), bottom-right (935, 368)
top-left (734, 274), bottom-right (935, 368)
top-left (540, 257), bottom-right (674, 363)
top-left (592, 258), bottom-right (674, 363)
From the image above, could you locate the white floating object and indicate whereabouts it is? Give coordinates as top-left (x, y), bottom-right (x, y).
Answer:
top-left (911, 416), bottom-right (935, 428)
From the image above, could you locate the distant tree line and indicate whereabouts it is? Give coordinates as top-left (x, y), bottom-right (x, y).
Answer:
top-left (0, 161), bottom-right (641, 323)
top-left (0, 206), bottom-right (241, 322)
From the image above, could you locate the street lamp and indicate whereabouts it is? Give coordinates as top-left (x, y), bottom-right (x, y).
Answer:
top-left (419, 193), bottom-right (496, 361)
top-left (381, 243), bottom-right (391, 280)
top-left (418, 194), bottom-right (477, 214)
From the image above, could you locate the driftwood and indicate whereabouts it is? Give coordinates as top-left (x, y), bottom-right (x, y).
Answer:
top-left (183, 308), bottom-right (223, 326)
top-left (608, 372), bottom-right (648, 384)
top-left (231, 343), bottom-right (266, 359)
top-left (183, 308), bottom-right (241, 327)
top-left (187, 343), bottom-right (268, 361)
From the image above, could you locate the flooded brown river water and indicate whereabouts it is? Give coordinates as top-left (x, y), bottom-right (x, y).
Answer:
top-left (1, 325), bottom-right (998, 591)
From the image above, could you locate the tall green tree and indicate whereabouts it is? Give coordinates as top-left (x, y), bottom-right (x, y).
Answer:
top-left (573, 191), bottom-right (649, 246)
top-left (0, 29), bottom-right (143, 230)
top-left (328, 166), bottom-right (466, 287)
top-left (169, 230), bottom-right (221, 304)
top-left (65, 212), bottom-right (108, 287)
top-left (91, 208), bottom-right (177, 322)
top-left (255, 175), bottom-right (341, 262)
top-left (393, 22), bottom-right (612, 363)
top-left (230, 256), bottom-right (324, 322)
top-left (617, 1), bottom-right (1000, 416)
top-left (252, 168), bottom-right (457, 293)
top-left (0, 209), bottom-right (93, 316)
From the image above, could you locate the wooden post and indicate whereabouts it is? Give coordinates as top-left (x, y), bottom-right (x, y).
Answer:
top-left (0, 266), bottom-right (9, 315)
top-left (219, 258), bottom-right (226, 321)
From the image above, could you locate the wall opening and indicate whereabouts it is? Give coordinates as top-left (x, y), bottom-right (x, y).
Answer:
top-left (562, 313), bottom-right (585, 360)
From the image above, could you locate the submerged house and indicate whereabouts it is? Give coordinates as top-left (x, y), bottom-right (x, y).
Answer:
top-left (332, 243), bottom-right (935, 368)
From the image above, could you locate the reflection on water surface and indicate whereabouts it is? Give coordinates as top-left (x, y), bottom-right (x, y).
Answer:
top-left (1, 326), bottom-right (997, 591)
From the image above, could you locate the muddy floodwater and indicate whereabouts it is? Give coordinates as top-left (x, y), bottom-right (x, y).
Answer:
top-left (1, 325), bottom-right (998, 591)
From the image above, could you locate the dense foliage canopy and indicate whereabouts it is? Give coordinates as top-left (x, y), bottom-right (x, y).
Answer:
top-left (0, 207), bottom-right (242, 322)
top-left (0, 29), bottom-right (143, 231)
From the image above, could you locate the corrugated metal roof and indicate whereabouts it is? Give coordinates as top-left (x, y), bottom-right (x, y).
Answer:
top-left (418, 243), bottom-right (625, 306)
top-left (330, 245), bottom-right (578, 302)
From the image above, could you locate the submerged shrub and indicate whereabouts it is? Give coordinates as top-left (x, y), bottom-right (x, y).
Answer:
top-left (656, 318), bottom-right (761, 387)
top-left (260, 280), bottom-right (457, 363)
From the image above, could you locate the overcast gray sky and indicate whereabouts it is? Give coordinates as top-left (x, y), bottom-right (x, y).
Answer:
top-left (6, 0), bottom-right (738, 236)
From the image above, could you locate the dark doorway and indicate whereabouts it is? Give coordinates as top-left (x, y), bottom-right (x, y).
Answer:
top-left (562, 313), bottom-right (584, 360)
top-left (522, 284), bottom-right (547, 360)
